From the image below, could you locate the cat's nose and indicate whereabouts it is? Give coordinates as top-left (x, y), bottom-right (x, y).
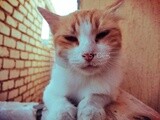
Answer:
top-left (82, 53), bottom-right (95, 62)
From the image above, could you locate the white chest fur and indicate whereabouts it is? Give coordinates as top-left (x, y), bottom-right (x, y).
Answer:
top-left (45, 64), bottom-right (122, 103)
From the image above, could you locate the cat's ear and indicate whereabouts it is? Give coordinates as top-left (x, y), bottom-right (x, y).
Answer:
top-left (104, 0), bottom-right (124, 19)
top-left (38, 7), bottom-right (60, 33)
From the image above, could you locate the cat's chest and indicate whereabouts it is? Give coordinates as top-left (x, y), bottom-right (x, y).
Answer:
top-left (63, 76), bottom-right (110, 103)
top-left (52, 66), bottom-right (111, 102)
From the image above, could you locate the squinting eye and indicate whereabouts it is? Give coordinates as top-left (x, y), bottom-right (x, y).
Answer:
top-left (64, 35), bottom-right (78, 42)
top-left (95, 30), bottom-right (110, 42)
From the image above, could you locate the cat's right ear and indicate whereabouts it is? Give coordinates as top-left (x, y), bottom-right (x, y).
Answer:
top-left (37, 7), bottom-right (60, 33)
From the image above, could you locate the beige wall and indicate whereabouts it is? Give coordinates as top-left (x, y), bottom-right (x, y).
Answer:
top-left (80, 0), bottom-right (160, 112)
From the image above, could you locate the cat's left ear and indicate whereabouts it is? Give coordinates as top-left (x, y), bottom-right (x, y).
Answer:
top-left (38, 7), bottom-right (60, 33)
top-left (104, 0), bottom-right (124, 19)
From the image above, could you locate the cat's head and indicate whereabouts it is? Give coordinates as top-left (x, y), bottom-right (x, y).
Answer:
top-left (38, 0), bottom-right (123, 75)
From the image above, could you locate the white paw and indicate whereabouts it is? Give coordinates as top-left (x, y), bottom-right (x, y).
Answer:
top-left (47, 105), bottom-right (77, 120)
top-left (78, 105), bottom-right (106, 120)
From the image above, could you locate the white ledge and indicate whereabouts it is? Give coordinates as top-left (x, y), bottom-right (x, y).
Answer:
top-left (0, 90), bottom-right (159, 120)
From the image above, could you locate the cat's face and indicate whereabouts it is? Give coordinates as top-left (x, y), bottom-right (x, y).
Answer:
top-left (38, 6), bottom-right (122, 75)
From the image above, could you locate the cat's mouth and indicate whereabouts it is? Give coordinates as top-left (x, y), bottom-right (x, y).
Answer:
top-left (81, 64), bottom-right (99, 70)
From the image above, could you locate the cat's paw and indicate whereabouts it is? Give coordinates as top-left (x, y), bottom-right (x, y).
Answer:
top-left (47, 105), bottom-right (77, 120)
top-left (77, 105), bottom-right (106, 120)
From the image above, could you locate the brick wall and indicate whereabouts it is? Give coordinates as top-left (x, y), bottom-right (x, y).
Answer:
top-left (0, 0), bottom-right (54, 102)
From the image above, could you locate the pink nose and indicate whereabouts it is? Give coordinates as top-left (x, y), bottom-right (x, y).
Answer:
top-left (82, 53), bottom-right (95, 62)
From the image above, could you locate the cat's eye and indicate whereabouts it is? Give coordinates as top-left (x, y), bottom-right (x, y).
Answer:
top-left (95, 30), bottom-right (110, 42)
top-left (64, 35), bottom-right (78, 42)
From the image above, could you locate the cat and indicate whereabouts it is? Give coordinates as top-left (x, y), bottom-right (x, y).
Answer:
top-left (38, 0), bottom-right (123, 120)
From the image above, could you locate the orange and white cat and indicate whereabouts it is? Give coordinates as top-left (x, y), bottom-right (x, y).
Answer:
top-left (38, 0), bottom-right (123, 120)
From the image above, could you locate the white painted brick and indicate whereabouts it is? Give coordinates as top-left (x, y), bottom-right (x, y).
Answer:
top-left (8, 0), bottom-right (19, 7)
top-left (37, 49), bottom-right (42, 55)
top-left (25, 61), bottom-right (31, 67)
top-left (4, 36), bottom-right (16, 48)
top-left (16, 60), bottom-right (24, 68)
top-left (16, 41), bottom-right (25, 50)
top-left (31, 24), bottom-right (36, 32)
top-left (24, 18), bottom-right (31, 28)
top-left (0, 92), bottom-right (8, 101)
top-left (25, 44), bottom-right (33, 52)
top-left (27, 13), bottom-right (34, 22)
top-left (30, 88), bottom-right (35, 95)
top-left (35, 56), bottom-right (41, 61)
top-left (37, 16), bottom-right (42, 23)
top-left (0, 34), bottom-right (3, 45)
top-left (10, 49), bottom-right (20, 59)
top-left (35, 84), bottom-right (40, 90)
top-left (21, 34), bottom-right (29, 43)
top-left (13, 10), bottom-right (24, 22)
top-left (1, 1), bottom-right (13, 14)
top-left (18, 23), bottom-right (27, 33)
top-left (19, 5), bottom-right (27, 16)
top-left (14, 96), bottom-right (22, 101)
top-left (26, 97), bottom-right (31, 102)
top-left (6, 15), bottom-right (18, 27)
top-left (23, 91), bottom-right (29, 99)
top-left (19, 0), bottom-right (24, 5)
top-left (0, 59), bottom-right (2, 68)
top-left (9, 69), bottom-right (20, 79)
top-left (33, 33), bottom-right (39, 40)
top-left (0, 47), bottom-right (9, 57)
top-left (3, 58), bottom-right (15, 69)
top-left (29, 0), bottom-right (35, 7)
top-left (0, 10), bottom-right (5, 21)
top-left (29, 38), bottom-right (36, 45)
top-left (36, 41), bottom-right (40, 47)
top-left (11, 28), bottom-right (22, 39)
top-left (0, 21), bottom-right (10, 36)
top-left (20, 69), bottom-right (28, 76)
top-left (34, 19), bottom-right (40, 27)
top-left (15, 78), bottom-right (23, 87)
top-left (24, 76), bottom-right (31, 84)
top-left (27, 29), bottom-right (33, 36)
top-left (8, 89), bottom-right (18, 99)
top-left (0, 70), bottom-right (9, 80)
top-left (36, 28), bottom-right (42, 35)
top-left (2, 80), bottom-right (14, 91)
top-left (32, 9), bottom-right (37, 18)
top-left (31, 61), bottom-right (35, 67)
top-left (33, 47), bottom-right (38, 54)
top-left (25, 2), bottom-right (31, 12)
top-left (28, 68), bottom-right (34, 75)
top-left (29, 53), bottom-right (35, 60)
top-left (20, 51), bottom-right (28, 59)
top-left (34, 68), bottom-right (39, 74)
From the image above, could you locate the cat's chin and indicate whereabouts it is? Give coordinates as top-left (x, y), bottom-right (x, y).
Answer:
top-left (74, 65), bottom-right (102, 76)
top-left (81, 65), bottom-right (99, 71)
